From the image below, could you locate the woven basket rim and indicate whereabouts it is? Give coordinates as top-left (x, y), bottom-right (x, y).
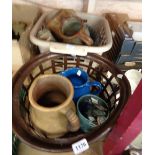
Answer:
top-left (12, 52), bottom-right (131, 152)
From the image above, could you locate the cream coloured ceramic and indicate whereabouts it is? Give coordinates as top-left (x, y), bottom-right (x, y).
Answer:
top-left (28, 74), bottom-right (80, 138)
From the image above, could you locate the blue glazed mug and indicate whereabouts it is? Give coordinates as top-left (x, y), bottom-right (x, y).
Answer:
top-left (60, 68), bottom-right (103, 102)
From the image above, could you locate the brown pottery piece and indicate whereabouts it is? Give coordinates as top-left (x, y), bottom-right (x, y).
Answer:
top-left (46, 9), bottom-right (93, 45)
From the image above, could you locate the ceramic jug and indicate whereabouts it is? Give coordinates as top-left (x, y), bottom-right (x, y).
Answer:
top-left (60, 67), bottom-right (103, 102)
top-left (28, 74), bottom-right (80, 138)
top-left (46, 9), bottom-right (93, 45)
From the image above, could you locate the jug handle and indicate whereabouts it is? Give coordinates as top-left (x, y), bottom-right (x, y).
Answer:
top-left (66, 109), bottom-right (80, 132)
top-left (79, 30), bottom-right (94, 46)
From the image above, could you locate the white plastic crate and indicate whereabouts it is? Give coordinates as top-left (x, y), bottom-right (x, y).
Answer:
top-left (30, 10), bottom-right (112, 56)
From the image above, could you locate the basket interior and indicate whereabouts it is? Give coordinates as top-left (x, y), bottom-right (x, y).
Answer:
top-left (13, 53), bottom-right (130, 151)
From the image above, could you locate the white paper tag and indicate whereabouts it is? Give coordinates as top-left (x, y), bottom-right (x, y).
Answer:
top-left (117, 74), bottom-right (123, 79)
top-left (72, 138), bottom-right (89, 155)
top-left (91, 97), bottom-right (98, 104)
top-left (77, 70), bottom-right (82, 76)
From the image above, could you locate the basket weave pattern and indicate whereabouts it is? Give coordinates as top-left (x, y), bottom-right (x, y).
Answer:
top-left (13, 52), bottom-right (130, 152)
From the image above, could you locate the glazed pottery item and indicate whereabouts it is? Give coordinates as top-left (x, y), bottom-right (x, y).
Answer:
top-left (125, 69), bottom-right (142, 94)
top-left (60, 68), bottom-right (103, 102)
top-left (77, 94), bottom-right (109, 132)
top-left (28, 74), bottom-right (80, 138)
top-left (46, 9), bottom-right (93, 45)
top-left (37, 28), bottom-right (56, 41)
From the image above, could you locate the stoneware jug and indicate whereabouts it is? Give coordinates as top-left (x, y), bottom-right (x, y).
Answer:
top-left (46, 9), bottom-right (93, 45)
top-left (28, 74), bottom-right (80, 138)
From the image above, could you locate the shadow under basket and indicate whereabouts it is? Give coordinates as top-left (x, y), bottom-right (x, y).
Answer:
top-left (13, 52), bottom-right (131, 152)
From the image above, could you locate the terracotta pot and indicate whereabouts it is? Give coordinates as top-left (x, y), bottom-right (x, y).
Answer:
top-left (28, 74), bottom-right (80, 138)
top-left (46, 9), bottom-right (93, 46)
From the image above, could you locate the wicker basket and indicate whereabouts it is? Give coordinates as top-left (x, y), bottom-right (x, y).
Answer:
top-left (12, 134), bottom-right (104, 155)
top-left (30, 10), bottom-right (112, 56)
top-left (13, 52), bottom-right (130, 152)
top-left (12, 134), bottom-right (20, 155)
